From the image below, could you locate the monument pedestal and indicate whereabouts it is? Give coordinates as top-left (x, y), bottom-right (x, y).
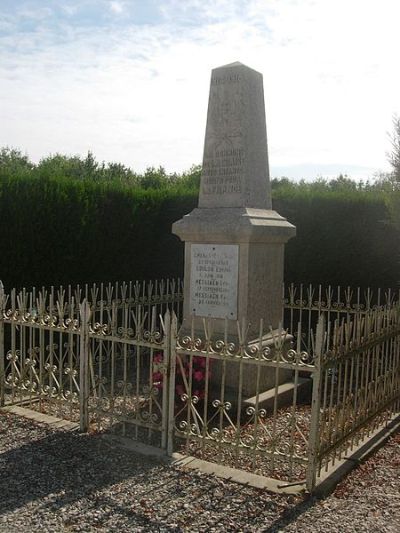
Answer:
top-left (173, 207), bottom-right (295, 340)
top-left (173, 207), bottom-right (295, 396)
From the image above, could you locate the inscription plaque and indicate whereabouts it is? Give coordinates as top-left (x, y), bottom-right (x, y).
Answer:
top-left (190, 244), bottom-right (239, 319)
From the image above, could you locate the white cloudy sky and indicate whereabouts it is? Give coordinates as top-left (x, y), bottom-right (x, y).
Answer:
top-left (1, 0), bottom-right (400, 180)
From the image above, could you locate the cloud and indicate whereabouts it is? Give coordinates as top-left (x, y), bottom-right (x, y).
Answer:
top-left (109, 1), bottom-right (124, 15)
top-left (0, 0), bottom-right (399, 178)
top-left (61, 5), bottom-right (79, 17)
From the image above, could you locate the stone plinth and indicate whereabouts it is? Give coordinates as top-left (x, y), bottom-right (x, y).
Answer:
top-left (173, 207), bottom-right (295, 340)
top-left (172, 62), bottom-right (296, 396)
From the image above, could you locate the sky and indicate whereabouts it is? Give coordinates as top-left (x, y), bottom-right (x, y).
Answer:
top-left (1, 0), bottom-right (400, 180)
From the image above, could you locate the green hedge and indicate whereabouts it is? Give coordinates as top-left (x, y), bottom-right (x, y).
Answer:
top-left (274, 191), bottom-right (398, 289)
top-left (0, 174), bottom-right (197, 289)
top-left (0, 149), bottom-right (398, 291)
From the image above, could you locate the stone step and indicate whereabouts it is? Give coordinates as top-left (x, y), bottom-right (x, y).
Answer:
top-left (244, 377), bottom-right (311, 410)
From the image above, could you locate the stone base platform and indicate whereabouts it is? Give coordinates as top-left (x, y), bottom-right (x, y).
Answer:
top-left (244, 377), bottom-right (312, 411)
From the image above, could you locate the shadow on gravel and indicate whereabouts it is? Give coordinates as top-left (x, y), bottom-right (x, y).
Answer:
top-left (261, 496), bottom-right (318, 532)
top-left (0, 424), bottom-right (323, 531)
top-left (0, 429), bottom-right (182, 530)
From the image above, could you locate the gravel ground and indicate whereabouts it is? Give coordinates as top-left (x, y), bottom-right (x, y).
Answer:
top-left (0, 411), bottom-right (399, 532)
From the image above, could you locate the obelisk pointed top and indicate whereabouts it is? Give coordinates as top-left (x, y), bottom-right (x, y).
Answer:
top-left (215, 61), bottom-right (261, 74)
top-left (219, 61), bottom-right (243, 68)
top-left (198, 62), bottom-right (271, 209)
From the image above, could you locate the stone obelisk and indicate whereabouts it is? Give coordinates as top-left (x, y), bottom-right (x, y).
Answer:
top-left (172, 62), bottom-right (296, 394)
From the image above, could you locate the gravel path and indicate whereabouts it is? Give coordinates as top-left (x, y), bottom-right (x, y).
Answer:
top-left (0, 411), bottom-right (399, 532)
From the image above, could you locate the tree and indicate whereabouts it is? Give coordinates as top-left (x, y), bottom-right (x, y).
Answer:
top-left (0, 147), bottom-right (34, 177)
top-left (382, 115), bottom-right (400, 244)
top-left (387, 114), bottom-right (400, 183)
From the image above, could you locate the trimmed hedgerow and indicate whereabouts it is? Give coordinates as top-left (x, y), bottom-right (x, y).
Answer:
top-left (0, 148), bottom-right (398, 290)
top-left (274, 190), bottom-right (398, 289)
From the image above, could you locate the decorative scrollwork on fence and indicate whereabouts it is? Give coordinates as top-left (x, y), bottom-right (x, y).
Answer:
top-left (176, 326), bottom-right (314, 368)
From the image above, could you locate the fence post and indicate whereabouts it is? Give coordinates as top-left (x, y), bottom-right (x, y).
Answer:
top-left (167, 311), bottom-right (178, 456)
top-left (79, 299), bottom-right (91, 432)
top-left (306, 313), bottom-right (325, 492)
top-left (0, 282), bottom-right (5, 407)
top-left (161, 309), bottom-right (171, 450)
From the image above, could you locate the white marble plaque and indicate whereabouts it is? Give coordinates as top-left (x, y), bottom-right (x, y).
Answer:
top-left (190, 244), bottom-right (239, 319)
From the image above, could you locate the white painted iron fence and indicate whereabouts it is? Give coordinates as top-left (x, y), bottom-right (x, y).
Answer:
top-left (169, 317), bottom-right (315, 485)
top-left (309, 306), bottom-right (400, 489)
top-left (0, 280), bottom-right (183, 446)
top-left (284, 283), bottom-right (400, 352)
top-left (1, 279), bottom-right (399, 492)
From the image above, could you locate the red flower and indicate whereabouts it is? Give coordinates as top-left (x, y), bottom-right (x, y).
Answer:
top-left (194, 370), bottom-right (204, 382)
top-left (152, 372), bottom-right (163, 382)
top-left (153, 352), bottom-right (163, 363)
top-left (152, 353), bottom-right (213, 404)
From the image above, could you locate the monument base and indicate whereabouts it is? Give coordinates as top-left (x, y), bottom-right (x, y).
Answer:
top-left (173, 206), bottom-right (296, 340)
top-left (244, 377), bottom-right (312, 411)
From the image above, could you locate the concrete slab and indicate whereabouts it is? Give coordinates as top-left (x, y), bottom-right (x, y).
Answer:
top-left (244, 377), bottom-right (311, 410)
top-left (171, 452), bottom-right (306, 495)
top-left (314, 413), bottom-right (400, 497)
top-left (1, 405), bottom-right (79, 431)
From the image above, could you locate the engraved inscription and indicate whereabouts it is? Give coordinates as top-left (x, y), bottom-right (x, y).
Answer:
top-left (201, 75), bottom-right (244, 198)
top-left (211, 74), bottom-right (241, 85)
top-left (190, 244), bottom-right (239, 319)
top-left (202, 148), bottom-right (244, 195)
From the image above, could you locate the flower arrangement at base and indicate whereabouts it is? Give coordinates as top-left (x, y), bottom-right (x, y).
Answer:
top-left (152, 352), bottom-right (212, 402)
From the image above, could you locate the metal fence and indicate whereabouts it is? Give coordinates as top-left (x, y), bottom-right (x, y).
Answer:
top-left (1, 279), bottom-right (399, 492)
top-left (0, 279), bottom-right (183, 446)
top-left (169, 317), bottom-right (315, 484)
top-left (283, 283), bottom-right (400, 352)
top-left (308, 305), bottom-right (400, 489)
